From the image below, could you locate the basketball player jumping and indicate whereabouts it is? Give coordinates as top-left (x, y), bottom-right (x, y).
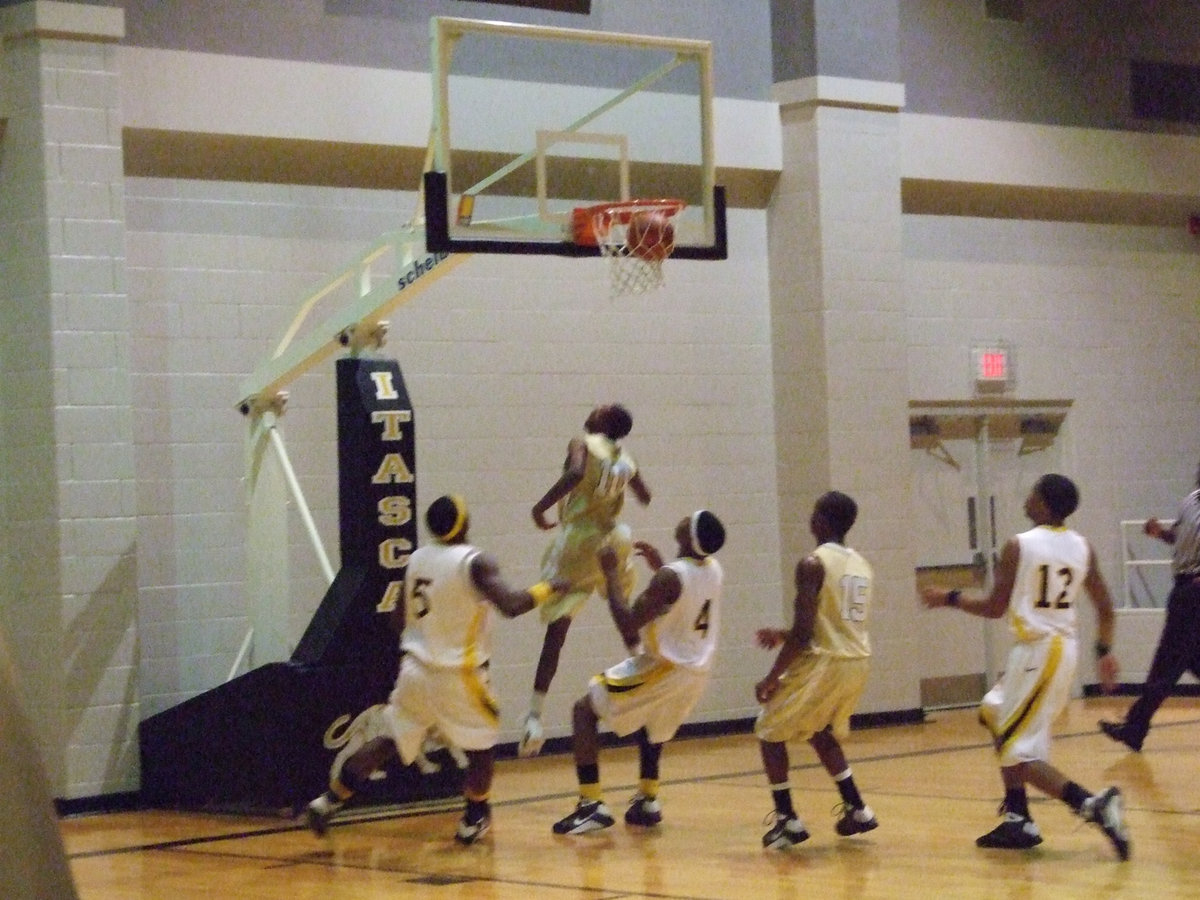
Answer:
top-left (520, 403), bottom-right (651, 757)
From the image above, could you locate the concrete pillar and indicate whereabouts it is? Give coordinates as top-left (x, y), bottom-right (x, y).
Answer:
top-left (769, 0), bottom-right (920, 714)
top-left (0, 1), bottom-right (135, 798)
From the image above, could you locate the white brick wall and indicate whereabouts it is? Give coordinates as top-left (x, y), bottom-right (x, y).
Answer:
top-left (905, 214), bottom-right (1200, 678)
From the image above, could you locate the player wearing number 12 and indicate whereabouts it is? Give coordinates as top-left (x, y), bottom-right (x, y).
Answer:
top-left (755, 491), bottom-right (879, 849)
top-left (920, 474), bottom-right (1130, 860)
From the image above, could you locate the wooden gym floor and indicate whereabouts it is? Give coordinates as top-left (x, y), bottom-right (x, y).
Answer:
top-left (63, 697), bottom-right (1200, 900)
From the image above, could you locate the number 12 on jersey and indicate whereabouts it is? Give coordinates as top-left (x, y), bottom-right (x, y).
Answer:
top-left (1034, 564), bottom-right (1074, 609)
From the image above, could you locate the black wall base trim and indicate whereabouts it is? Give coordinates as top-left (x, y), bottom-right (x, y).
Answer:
top-left (1082, 682), bottom-right (1200, 698)
top-left (852, 707), bottom-right (927, 729)
top-left (56, 792), bottom-right (141, 818)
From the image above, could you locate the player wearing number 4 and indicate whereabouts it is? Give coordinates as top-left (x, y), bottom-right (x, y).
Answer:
top-left (755, 491), bottom-right (879, 849)
top-left (305, 495), bottom-right (567, 845)
top-left (551, 510), bottom-right (725, 835)
top-left (521, 403), bottom-right (652, 757)
top-left (921, 473), bottom-right (1131, 860)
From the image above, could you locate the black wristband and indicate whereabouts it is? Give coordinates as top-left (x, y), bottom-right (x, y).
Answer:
top-left (1095, 641), bottom-right (1112, 659)
top-left (947, 589), bottom-right (961, 607)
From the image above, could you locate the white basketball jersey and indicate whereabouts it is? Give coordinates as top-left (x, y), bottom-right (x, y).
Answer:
top-left (643, 556), bottom-right (723, 671)
top-left (1008, 525), bottom-right (1090, 642)
top-left (400, 542), bottom-right (491, 668)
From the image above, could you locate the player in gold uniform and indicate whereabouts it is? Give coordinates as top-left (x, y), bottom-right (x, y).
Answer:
top-left (755, 491), bottom-right (879, 848)
top-left (921, 474), bottom-right (1130, 859)
top-left (305, 495), bottom-right (564, 844)
top-left (520, 403), bottom-right (652, 756)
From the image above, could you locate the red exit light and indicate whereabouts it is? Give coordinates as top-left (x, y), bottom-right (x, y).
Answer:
top-left (979, 351), bottom-right (1007, 380)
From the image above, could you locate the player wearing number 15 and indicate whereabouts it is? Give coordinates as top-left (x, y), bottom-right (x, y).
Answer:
top-left (920, 474), bottom-right (1130, 860)
top-left (756, 491), bottom-right (879, 849)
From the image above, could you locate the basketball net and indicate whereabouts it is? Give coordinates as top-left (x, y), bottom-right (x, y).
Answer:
top-left (573, 200), bottom-right (685, 298)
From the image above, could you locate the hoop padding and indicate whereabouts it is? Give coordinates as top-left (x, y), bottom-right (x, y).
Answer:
top-left (572, 199), bottom-right (685, 297)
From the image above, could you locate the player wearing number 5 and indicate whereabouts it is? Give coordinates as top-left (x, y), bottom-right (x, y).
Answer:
top-left (551, 511), bottom-right (725, 834)
top-left (521, 403), bottom-right (652, 756)
top-left (756, 491), bottom-right (879, 849)
top-left (305, 495), bottom-right (566, 845)
top-left (921, 474), bottom-right (1130, 860)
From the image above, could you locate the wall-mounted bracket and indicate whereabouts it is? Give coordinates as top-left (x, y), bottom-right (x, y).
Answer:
top-left (338, 320), bottom-right (389, 354)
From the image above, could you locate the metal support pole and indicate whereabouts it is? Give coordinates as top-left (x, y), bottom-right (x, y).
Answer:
top-left (977, 415), bottom-right (1002, 688)
top-left (266, 423), bottom-right (336, 586)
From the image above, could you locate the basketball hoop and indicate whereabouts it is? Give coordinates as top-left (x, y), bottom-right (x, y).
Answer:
top-left (572, 199), bottom-right (685, 297)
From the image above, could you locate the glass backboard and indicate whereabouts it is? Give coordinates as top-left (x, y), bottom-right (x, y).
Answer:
top-left (423, 16), bottom-right (726, 259)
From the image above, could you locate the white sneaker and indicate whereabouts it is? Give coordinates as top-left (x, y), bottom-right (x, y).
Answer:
top-left (553, 800), bottom-right (615, 835)
top-left (624, 793), bottom-right (663, 827)
top-left (834, 802), bottom-right (878, 836)
top-left (1083, 786), bottom-right (1131, 861)
top-left (762, 811), bottom-right (810, 849)
top-left (305, 792), bottom-right (343, 837)
top-left (518, 712), bottom-right (545, 758)
top-left (975, 811), bottom-right (1043, 849)
top-left (454, 812), bottom-right (492, 845)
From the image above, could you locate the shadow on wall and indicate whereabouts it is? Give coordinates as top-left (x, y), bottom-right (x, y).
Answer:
top-left (62, 547), bottom-right (140, 796)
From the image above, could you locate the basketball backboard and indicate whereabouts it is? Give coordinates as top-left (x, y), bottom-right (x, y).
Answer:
top-left (423, 16), bottom-right (726, 260)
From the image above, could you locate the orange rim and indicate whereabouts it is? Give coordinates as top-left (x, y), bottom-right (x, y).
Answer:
top-left (571, 198), bottom-right (685, 246)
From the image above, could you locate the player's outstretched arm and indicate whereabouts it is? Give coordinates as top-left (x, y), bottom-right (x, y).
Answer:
top-left (469, 553), bottom-right (566, 618)
top-left (599, 545), bottom-right (679, 650)
top-left (629, 471), bottom-right (651, 506)
top-left (532, 438), bottom-right (588, 530)
top-left (632, 539), bottom-right (665, 571)
top-left (920, 538), bottom-right (1018, 619)
top-left (1144, 517), bottom-right (1177, 544)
